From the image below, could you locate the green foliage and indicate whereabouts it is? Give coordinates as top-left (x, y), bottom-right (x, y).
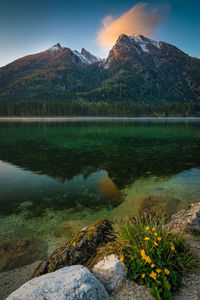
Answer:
top-left (111, 216), bottom-right (198, 300)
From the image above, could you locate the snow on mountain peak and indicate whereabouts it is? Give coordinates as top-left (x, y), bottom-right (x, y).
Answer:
top-left (73, 49), bottom-right (102, 65)
top-left (81, 48), bottom-right (102, 64)
top-left (48, 43), bottom-right (63, 53)
top-left (129, 33), bottom-right (161, 53)
top-left (44, 43), bottom-right (102, 65)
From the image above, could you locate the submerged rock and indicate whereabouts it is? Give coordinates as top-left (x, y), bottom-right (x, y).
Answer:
top-left (98, 176), bottom-right (123, 206)
top-left (6, 265), bottom-right (109, 300)
top-left (33, 218), bottom-right (113, 277)
top-left (54, 220), bottom-right (88, 239)
top-left (138, 194), bottom-right (180, 217)
top-left (92, 254), bottom-right (127, 294)
top-left (0, 238), bottom-right (47, 272)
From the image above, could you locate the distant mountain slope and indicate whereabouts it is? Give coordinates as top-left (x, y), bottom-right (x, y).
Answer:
top-left (0, 34), bottom-right (200, 103)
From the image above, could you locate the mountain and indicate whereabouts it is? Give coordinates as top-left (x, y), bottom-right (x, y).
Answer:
top-left (0, 34), bottom-right (200, 104)
top-left (0, 43), bottom-right (105, 100)
top-left (103, 34), bottom-right (200, 103)
top-left (76, 48), bottom-right (102, 64)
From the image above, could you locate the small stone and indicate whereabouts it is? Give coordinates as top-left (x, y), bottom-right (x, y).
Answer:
top-left (92, 254), bottom-right (127, 294)
top-left (6, 265), bottom-right (109, 300)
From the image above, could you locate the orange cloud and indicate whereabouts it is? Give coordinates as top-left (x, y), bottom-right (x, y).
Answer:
top-left (97, 2), bottom-right (162, 53)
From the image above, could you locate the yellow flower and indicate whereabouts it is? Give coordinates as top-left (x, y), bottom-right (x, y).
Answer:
top-left (164, 268), bottom-right (170, 275)
top-left (157, 237), bottom-right (162, 241)
top-left (154, 241), bottom-right (158, 246)
top-left (144, 237), bottom-right (150, 241)
top-left (156, 269), bottom-right (161, 274)
top-left (131, 256), bottom-right (134, 260)
top-left (140, 249), bottom-right (145, 258)
top-left (145, 256), bottom-right (152, 264)
top-left (151, 264), bottom-right (155, 268)
top-left (141, 273), bottom-right (145, 278)
top-left (154, 233), bottom-right (158, 236)
top-left (149, 271), bottom-right (157, 280)
top-left (140, 249), bottom-right (151, 263)
top-left (119, 254), bottom-right (124, 262)
top-left (171, 245), bottom-right (175, 251)
top-left (145, 226), bottom-right (150, 231)
top-left (152, 228), bottom-right (155, 231)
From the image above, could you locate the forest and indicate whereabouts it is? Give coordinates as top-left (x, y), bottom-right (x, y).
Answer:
top-left (0, 101), bottom-right (200, 117)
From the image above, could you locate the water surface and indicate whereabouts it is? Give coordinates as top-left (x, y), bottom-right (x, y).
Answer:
top-left (0, 118), bottom-right (200, 249)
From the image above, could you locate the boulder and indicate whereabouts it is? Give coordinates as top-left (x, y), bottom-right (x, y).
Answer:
top-left (6, 265), bottom-right (109, 300)
top-left (33, 218), bottom-right (113, 277)
top-left (92, 254), bottom-right (127, 294)
top-left (98, 177), bottom-right (123, 206)
top-left (0, 238), bottom-right (47, 272)
top-left (138, 194), bottom-right (180, 217)
top-left (167, 202), bottom-right (200, 232)
top-left (54, 220), bottom-right (88, 239)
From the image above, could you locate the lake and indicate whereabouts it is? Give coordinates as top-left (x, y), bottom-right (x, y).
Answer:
top-left (0, 118), bottom-right (200, 254)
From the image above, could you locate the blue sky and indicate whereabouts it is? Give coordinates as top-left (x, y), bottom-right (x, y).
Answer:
top-left (0, 0), bottom-right (200, 67)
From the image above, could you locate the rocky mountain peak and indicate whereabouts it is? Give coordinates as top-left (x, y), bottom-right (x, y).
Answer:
top-left (105, 33), bottom-right (163, 67)
top-left (81, 48), bottom-right (102, 64)
top-left (47, 43), bottom-right (63, 53)
top-left (73, 48), bottom-right (102, 65)
top-left (54, 43), bottom-right (62, 48)
top-left (81, 48), bottom-right (90, 56)
top-left (116, 33), bottom-right (161, 54)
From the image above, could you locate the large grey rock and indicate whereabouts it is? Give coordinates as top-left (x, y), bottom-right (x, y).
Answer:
top-left (92, 254), bottom-right (127, 294)
top-left (167, 202), bottom-right (200, 232)
top-left (6, 265), bottom-right (109, 300)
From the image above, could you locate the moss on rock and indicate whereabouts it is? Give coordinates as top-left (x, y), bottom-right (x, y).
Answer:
top-left (33, 218), bottom-right (113, 277)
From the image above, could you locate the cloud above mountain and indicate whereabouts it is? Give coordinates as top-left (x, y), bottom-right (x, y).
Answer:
top-left (97, 2), bottom-right (163, 53)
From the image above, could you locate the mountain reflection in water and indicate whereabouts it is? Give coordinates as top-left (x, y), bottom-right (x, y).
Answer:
top-left (0, 119), bottom-right (200, 243)
top-left (0, 161), bottom-right (123, 216)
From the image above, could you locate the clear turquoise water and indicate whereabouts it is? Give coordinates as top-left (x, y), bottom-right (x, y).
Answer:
top-left (0, 118), bottom-right (200, 247)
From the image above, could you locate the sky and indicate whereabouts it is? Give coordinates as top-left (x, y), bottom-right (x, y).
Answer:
top-left (0, 0), bottom-right (200, 67)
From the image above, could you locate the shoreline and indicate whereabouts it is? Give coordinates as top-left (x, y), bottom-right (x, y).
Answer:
top-left (1, 203), bottom-right (200, 300)
top-left (0, 116), bottom-right (200, 122)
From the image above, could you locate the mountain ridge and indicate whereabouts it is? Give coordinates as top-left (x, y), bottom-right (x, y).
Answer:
top-left (0, 33), bottom-right (200, 104)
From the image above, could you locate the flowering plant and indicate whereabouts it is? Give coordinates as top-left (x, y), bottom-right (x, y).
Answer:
top-left (112, 216), bottom-right (198, 300)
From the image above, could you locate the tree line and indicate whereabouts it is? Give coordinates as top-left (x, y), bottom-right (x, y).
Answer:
top-left (0, 101), bottom-right (200, 117)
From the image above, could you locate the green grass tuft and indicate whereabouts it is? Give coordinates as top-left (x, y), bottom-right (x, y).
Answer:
top-left (93, 215), bottom-right (199, 300)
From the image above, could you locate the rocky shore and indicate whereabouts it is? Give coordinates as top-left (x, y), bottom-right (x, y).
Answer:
top-left (1, 202), bottom-right (200, 300)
